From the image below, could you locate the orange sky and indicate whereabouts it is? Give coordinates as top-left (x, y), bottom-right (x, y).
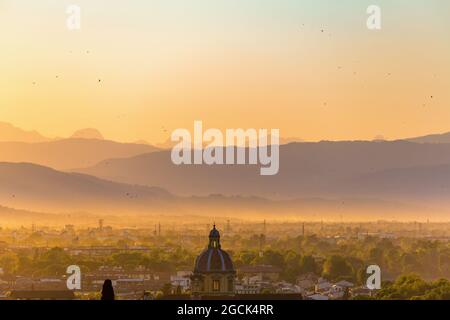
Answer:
top-left (1, 0), bottom-right (449, 143)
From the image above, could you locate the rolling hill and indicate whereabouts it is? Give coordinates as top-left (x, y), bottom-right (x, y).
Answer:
top-left (0, 162), bottom-right (172, 213)
top-left (75, 140), bottom-right (450, 202)
top-left (0, 162), bottom-right (445, 220)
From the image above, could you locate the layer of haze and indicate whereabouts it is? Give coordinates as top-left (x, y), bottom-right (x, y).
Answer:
top-left (1, 0), bottom-right (450, 144)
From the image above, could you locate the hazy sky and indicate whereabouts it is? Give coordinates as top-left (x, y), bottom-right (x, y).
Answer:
top-left (1, 0), bottom-right (449, 143)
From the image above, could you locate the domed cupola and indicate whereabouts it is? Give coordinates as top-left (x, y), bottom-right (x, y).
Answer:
top-left (192, 224), bottom-right (236, 296)
top-left (194, 224), bottom-right (235, 273)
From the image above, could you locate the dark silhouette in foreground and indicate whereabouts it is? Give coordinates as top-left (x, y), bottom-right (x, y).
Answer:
top-left (101, 279), bottom-right (115, 300)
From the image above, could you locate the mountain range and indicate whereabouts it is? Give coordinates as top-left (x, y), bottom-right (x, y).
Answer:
top-left (0, 122), bottom-right (160, 169)
top-left (0, 122), bottom-right (50, 143)
top-left (2, 121), bottom-right (450, 220)
top-left (0, 162), bottom-right (440, 220)
top-left (75, 140), bottom-right (450, 202)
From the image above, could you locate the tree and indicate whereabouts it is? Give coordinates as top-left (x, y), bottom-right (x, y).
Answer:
top-left (0, 253), bottom-right (20, 275)
top-left (282, 251), bottom-right (301, 282)
top-left (376, 274), bottom-right (429, 300)
top-left (257, 250), bottom-right (285, 269)
top-left (322, 255), bottom-right (354, 281)
top-left (300, 255), bottom-right (319, 275)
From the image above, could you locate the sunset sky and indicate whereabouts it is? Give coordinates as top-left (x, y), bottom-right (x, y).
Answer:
top-left (1, 0), bottom-right (449, 143)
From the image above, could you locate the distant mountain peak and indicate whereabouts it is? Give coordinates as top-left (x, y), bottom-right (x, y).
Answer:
top-left (373, 134), bottom-right (386, 142)
top-left (0, 121), bottom-right (50, 143)
top-left (71, 128), bottom-right (104, 140)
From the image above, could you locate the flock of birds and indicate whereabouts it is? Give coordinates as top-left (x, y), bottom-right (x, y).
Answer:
top-left (298, 24), bottom-right (438, 109)
top-left (27, 24), bottom-right (439, 139)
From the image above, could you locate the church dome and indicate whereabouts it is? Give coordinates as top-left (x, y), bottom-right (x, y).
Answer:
top-left (194, 248), bottom-right (234, 273)
top-left (194, 225), bottom-right (235, 273)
